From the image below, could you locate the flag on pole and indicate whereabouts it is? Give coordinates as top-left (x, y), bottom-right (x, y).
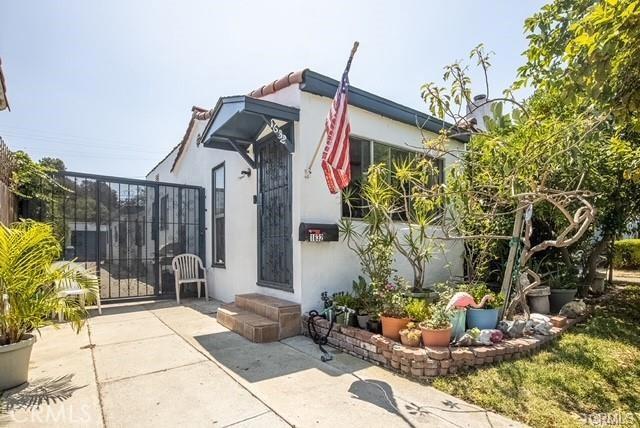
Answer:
top-left (321, 43), bottom-right (358, 194)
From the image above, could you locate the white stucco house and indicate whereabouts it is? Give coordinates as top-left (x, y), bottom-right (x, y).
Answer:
top-left (147, 69), bottom-right (465, 312)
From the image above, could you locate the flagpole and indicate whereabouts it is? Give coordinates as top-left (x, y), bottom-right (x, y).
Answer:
top-left (304, 41), bottom-right (359, 179)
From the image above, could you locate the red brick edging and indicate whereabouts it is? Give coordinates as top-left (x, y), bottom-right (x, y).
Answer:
top-left (302, 314), bottom-right (581, 379)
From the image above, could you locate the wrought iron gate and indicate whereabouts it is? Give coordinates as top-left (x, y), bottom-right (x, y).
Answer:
top-left (21, 172), bottom-right (205, 301)
top-left (256, 136), bottom-right (293, 291)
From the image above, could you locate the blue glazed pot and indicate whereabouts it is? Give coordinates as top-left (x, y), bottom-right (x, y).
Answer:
top-left (466, 308), bottom-right (500, 330)
top-left (450, 309), bottom-right (467, 342)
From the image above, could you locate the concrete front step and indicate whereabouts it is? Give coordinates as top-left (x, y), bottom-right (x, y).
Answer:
top-left (217, 304), bottom-right (279, 343)
top-left (217, 294), bottom-right (302, 343)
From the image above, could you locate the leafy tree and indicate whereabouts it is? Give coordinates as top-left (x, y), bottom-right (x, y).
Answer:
top-left (516, 0), bottom-right (640, 282)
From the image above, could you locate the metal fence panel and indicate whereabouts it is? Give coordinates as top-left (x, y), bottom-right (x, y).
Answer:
top-left (21, 172), bottom-right (205, 301)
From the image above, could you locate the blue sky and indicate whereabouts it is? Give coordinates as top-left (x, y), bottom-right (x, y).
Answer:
top-left (0, 1), bottom-right (546, 178)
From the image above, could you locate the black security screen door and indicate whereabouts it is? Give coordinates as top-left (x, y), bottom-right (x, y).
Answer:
top-left (256, 136), bottom-right (293, 290)
top-left (21, 172), bottom-right (205, 301)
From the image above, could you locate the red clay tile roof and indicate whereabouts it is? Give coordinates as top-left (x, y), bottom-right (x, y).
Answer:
top-left (0, 58), bottom-right (10, 111)
top-left (169, 106), bottom-right (212, 172)
top-left (248, 69), bottom-right (307, 98)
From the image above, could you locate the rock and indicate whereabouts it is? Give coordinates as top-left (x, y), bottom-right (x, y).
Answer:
top-left (477, 330), bottom-right (493, 345)
top-left (453, 332), bottom-right (474, 346)
top-left (498, 319), bottom-right (526, 338)
top-left (455, 328), bottom-right (504, 345)
top-left (523, 315), bottom-right (553, 336)
top-left (530, 313), bottom-right (551, 323)
top-left (534, 322), bottom-right (552, 335)
top-left (559, 300), bottom-right (586, 318)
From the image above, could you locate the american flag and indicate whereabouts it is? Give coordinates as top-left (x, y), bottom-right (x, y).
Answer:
top-left (321, 70), bottom-right (352, 194)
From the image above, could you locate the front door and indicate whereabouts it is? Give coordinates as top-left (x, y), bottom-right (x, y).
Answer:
top-left (256, 135), bottom-right (293, 290)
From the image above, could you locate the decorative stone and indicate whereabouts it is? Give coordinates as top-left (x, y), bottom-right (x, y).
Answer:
top-left (424, 359), bottom-right (439, 369)
top-left (559, 300), bottom-right (586, 318)
top-left (498, 319), bottom-right (526, 338)
top-left (412, 361), bottom-right (425, 369)
top-left (451, 348), bottom-right (474, 361)
top-left (425, 346), bottom-right (450, 360)
top-left (424, 368), bottom-right (439, 377)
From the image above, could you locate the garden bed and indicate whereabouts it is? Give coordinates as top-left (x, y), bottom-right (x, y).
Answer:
top-left (302, 313), bottom-right (581, 379)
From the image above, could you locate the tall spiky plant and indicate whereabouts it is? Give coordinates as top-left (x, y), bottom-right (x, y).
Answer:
top-left (0, 220), bottom-right (98, 345)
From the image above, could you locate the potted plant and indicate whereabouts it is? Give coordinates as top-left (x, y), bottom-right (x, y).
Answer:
top-left (405, 298), bottom-right (430, 323)
top-left (0, 221), bottom-right (98, 391)
top-left (332, 293), bottom-right (357, 326)
top-left (548, 265), bottom-right (578, 314)
top-left (419, 304), bottom-right (453, 347)
top-left (352, 276), bottom-right (373, 329)
top-left (399, 322), bottom-right (422, 347)
top-left (366, 313), bottom-right (382, 333)
top-left (548, 273), bottom-right (578, 313)
top-left (464, 283), bottom-right (505, 330)
top-left (434, 283), bottom-right (467, 341)
top-left (378, 280), bottom-right (411, 341)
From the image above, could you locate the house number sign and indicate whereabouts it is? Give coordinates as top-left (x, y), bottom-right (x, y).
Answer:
top-left (308, 229), bottom-right (325, 242)
top-left (269, 119), bottom-right (289, 147)
top-left (298, 222), bottom-right (339, 242)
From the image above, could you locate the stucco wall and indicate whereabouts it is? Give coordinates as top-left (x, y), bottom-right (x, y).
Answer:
top-left (147, 87), bottom-right (464, 312)
top-left (294, 92), bottom-right (464, 312)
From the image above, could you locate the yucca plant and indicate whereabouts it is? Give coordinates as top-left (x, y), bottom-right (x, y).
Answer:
top-left (0, 220), bottom-right (98, 345)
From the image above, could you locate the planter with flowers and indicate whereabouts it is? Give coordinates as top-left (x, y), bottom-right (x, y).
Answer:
top-left (419, 304), bottom-right (453, 347)
top-left (378, 280), bottom-right (411, 341)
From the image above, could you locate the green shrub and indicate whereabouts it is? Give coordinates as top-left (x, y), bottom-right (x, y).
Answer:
top-left (405, 298), bottom-right (430, 322)
top-left (613, 239), bottom-right (640, 269)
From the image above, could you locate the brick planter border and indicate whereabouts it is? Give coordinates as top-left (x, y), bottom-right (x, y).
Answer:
top-left (302, 314), bottom-right (581, 379)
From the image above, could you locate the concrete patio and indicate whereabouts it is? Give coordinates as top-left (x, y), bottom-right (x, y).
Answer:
top-left (0, 299), bottom-right (524, 427)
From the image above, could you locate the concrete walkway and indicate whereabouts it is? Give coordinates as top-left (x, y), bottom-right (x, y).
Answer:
top-left (1, 299), bottom-right (524, 427)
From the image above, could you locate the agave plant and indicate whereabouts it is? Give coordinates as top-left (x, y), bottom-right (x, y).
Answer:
top-left (0, 220), bottom-right (98, 345)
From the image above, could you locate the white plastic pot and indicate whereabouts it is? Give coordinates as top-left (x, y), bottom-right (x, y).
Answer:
top-left (0, 334), bottom-right (36, 391)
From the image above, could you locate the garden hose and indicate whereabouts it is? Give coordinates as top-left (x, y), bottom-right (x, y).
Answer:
top-left (307, 308), bottom-right (343, 362)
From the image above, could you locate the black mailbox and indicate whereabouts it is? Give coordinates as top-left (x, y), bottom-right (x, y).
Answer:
top-left (298, 223), bottom-right (339, 242)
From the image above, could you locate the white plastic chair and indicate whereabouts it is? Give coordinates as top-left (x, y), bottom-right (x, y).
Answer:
top-left (53, 261), bottom-right (102, 320)
top-left (172, 254), bottom-right (208, 304)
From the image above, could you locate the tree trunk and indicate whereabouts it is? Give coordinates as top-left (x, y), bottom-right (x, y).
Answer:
top-left (560, 247), bottom-right (573, 269)
top-left (584, 235), bottom-right (611, 285)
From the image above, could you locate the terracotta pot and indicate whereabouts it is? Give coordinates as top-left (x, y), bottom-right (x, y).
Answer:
top-left (399, 330), bottom-right (421, 347)
top-left (420, 324), bottom-right (452, 347)
top-left (380, 316), bottom-right (410, 341)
